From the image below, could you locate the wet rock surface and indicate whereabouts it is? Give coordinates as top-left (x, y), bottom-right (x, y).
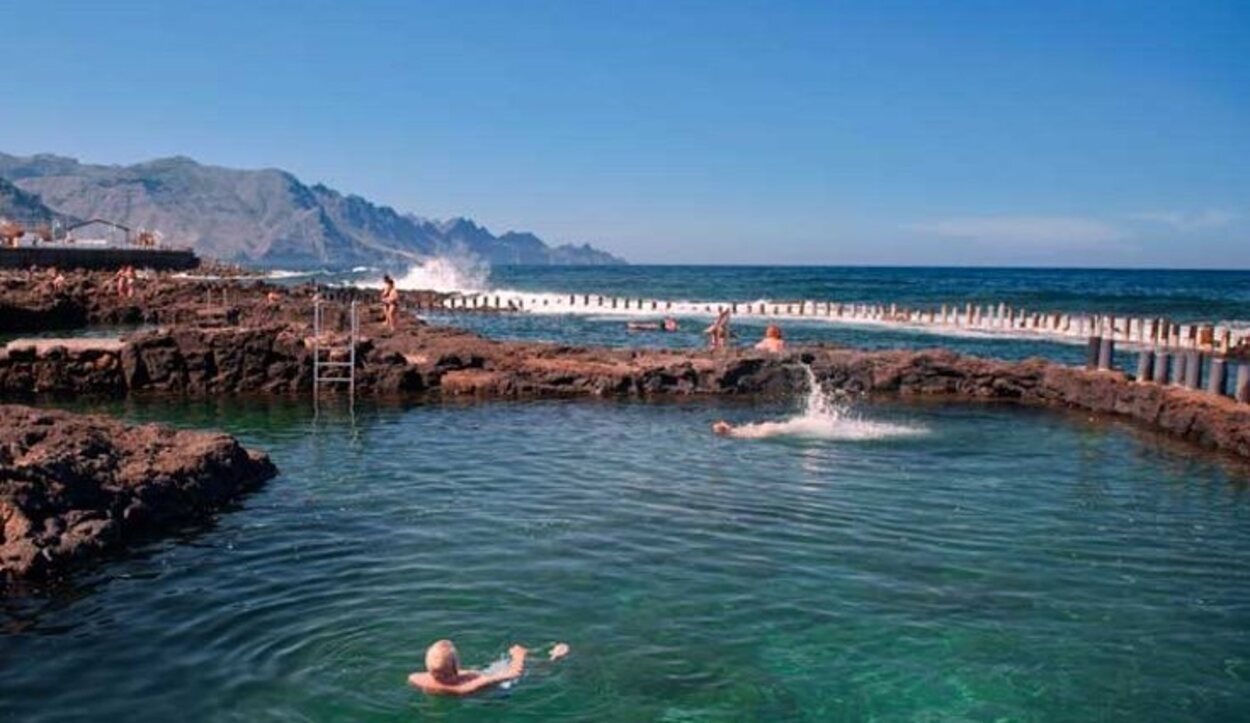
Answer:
top-left (0, 404), bottom-right (277, 583)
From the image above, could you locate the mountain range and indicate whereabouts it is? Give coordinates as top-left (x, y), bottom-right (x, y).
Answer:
top-left (0, 152), bottom-right (625, 268)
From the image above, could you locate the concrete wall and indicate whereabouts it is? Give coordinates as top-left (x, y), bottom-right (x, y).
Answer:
top-left (0, 247), bottom-right (199, 271)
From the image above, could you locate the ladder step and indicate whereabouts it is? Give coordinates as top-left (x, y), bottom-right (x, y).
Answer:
top-left (316, 361), bottom-right (355, 367)
top-left (316, 377), bottom-right (353, 383)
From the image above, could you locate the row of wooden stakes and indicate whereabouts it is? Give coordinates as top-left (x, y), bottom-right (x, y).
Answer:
top-left (426, 293), bottom-right (1246, 355)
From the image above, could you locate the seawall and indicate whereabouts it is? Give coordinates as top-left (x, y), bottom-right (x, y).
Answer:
top-left (0, 246), bottom-right (200, 271)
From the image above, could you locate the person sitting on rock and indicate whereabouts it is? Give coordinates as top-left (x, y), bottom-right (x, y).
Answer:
top-left (381, 274), bottom-right (400, 331)
top-left (46, 266), bottom-right (66, 293)
top-left (408, 639), bottom-right (569, 696)
top-left (754, 324), bottom-right (786, 353)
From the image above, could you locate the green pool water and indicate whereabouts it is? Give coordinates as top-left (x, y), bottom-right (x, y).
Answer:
top-left (2, 396), bottom-right (1248, 722)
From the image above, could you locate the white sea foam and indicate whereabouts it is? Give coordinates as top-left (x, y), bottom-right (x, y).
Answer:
top-left (723, 366), bottom-right (925, 442)
top-left (343, 256), bottom-right (1249, 349)
top-left (382, 253), bottom-right (490, 293)
top-left (265, 269), bottom-right (321, 279)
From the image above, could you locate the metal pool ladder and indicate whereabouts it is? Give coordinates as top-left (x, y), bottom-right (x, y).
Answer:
top-left (313, 297), bottom-right (358, 403)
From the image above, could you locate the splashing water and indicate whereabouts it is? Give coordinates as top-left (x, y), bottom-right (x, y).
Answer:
top-left (723, 365), bottom-right (926, 441)
top-left (384, 252), bottom-right (491, 293)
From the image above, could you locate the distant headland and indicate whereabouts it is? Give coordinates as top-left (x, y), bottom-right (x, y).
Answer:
top-left (0, 151), bottom-right (626, 270)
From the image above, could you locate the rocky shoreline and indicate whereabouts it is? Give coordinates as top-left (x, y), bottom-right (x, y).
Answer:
top-left (2, 269), bottom-right (1249, 582)
top-left (0, 404), bottom-right (276, 585)
top-left (1, 271), bottom-right (1248, 460)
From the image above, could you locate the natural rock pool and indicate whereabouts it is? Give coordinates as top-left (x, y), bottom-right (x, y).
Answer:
top-left (3, 396), bottom-right (1248, 721)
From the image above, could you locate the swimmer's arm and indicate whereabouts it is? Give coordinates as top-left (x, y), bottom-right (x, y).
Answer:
top-left (451, 646), bottom-right (529, 694)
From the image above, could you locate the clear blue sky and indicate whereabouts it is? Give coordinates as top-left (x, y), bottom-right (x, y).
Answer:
top-left (3, 0), bottom-right (1247, 266)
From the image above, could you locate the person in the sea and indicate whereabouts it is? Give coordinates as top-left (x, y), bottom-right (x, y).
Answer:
top-left (381, 274), bottom-right (400, 331)
top-left (663, 316), bottom-right (679, 332)
top-left (754, 324), bottom-right (786, 353)
top-left (408, 639), bottom-right (570, 696)
top-left (712, 420), bottom-right (734, 436)
top-left (704, 308), bottom-right (731, 350)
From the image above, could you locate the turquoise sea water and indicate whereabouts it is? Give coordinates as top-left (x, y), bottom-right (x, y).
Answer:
top-left (4, 266), bottom-right (1250, 721)
top-left (3, 395), bottom-right (1249, 722)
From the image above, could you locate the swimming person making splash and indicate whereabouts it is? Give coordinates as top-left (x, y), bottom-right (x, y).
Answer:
top-left (408, 639), bottom-right (570, 696)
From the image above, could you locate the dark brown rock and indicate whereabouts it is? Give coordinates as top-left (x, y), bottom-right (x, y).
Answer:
top-left (0, 404), bottom-right (277, 583)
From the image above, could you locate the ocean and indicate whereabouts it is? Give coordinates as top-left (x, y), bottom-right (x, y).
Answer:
top-left (4, 264), bottom-right (1250, 722)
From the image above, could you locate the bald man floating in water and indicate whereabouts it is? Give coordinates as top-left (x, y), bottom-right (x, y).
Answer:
top-left (408, 639), bottom-right (570, 696)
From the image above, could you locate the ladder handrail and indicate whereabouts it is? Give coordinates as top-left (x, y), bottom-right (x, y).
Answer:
top-left (312, 296), bottom-right (358, 403)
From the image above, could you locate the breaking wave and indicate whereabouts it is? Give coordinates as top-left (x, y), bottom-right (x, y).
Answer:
top-left (388, 253), bottom-right (490, 293)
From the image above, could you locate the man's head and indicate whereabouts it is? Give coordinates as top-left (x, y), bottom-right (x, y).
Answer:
top-left (425, 639), bottom-right (461, 683)
top-left (765, 324), bottom-right (783, 340)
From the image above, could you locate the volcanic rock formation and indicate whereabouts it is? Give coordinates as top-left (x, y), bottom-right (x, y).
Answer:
top-left (0, 404), bottom-right (277, 583)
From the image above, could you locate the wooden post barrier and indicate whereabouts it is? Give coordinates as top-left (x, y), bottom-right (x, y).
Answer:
top-left (1098, 337), bottom-right (1115, 371)
top-left (1185, 351), bottom-right (1203, 390)
top-left (1199, 325), bottom-right (1215, 350)
top-left (1152, 351), bottom-right (1169, 384)
top-left (597, 295), bottom-right (603, 307)
top-left (1173, 352), bottom-right (1188, 385)
top-left (1086, 336), bottom-right (1101, 370)
top-left (612, 297), bottom-right (618, 309)
top-left (1136, 350), bottom-right (1154, 382)
top-left (1209, 358), bottom-right (1227, 396)
top-left (1236, 364), bottom-right (1250, 403)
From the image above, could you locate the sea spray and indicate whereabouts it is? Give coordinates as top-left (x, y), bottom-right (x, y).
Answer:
top-left (372, 251), bottom-right (491, 293)
top-left (723, 364), bottom-right (925, 441)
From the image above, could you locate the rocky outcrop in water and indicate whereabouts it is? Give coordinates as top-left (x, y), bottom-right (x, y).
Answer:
top-left (0, 404), bottom-right (277, 583)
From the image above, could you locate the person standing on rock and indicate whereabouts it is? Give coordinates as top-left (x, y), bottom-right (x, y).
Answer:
top-left (115, 266), bottom-right (134, 298)
top-left (381, 274), bottom-right (400, 331)
top-left (704, 307), bottom-right (731, 350)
